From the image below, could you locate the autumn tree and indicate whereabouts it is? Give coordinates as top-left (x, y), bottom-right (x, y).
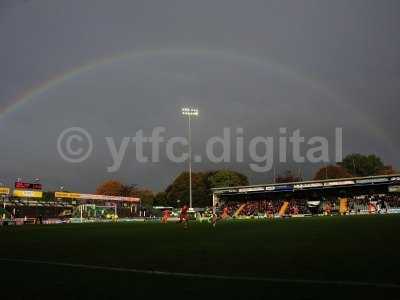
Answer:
top-left (135, 188), bottom-right (155, 207)
top-left (313, 165), bottom-right (352, 180)
top-left (119, 184), bottom-right (155, 207)
top-left (120, 184), bottom-right (138, 196)
top-left (96, 180), bottom-right (124, 196)
top-left (96, 181), bottom-right (154, 206)
top-left (376, 165), bottom-right (397, 175)
top-left (275, 170), bottom-right (302, 183)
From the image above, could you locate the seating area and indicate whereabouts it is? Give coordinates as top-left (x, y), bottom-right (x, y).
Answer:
top-left (221, 194), bottom-right (400, 217)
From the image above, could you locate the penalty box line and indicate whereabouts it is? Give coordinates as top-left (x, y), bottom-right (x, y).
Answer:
top-left (0, 257), bottom-right (399, 289)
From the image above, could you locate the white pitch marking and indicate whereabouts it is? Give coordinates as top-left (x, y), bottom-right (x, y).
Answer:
top-left (1, 258), bottom-right (399, 289)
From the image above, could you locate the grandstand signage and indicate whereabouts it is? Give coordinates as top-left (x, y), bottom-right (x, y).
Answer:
top-left (54, 192), bottom-right (81, 199)
top-left (274, 185), bottom-right (293, 192)
top-left (356, 178), bottom-right (389, 184)
top-left (265, 186), bottom-right (275, 191)
top-left (223, 189), bottom-right (238, 193)
top-left (14, 182), bottom-right (42, 190)
top-left (79, 194), bottom-right (140, 202)
top-left (323, 180), bottom-right (355, 187)
top-left (391, 177), bottom-right (400, 182)
top-left (294, 183), bottom-right (323, 190)
top-left (13, 190), bottom-right (43, 198)
top-left (238, 187), bottom-right (265, 193)
top-left (0, 187), bottom-right (10, 195)
top-left (54, 192), bottom-right (140, 203)
top-left (217, 188), bottom-right (238, 194)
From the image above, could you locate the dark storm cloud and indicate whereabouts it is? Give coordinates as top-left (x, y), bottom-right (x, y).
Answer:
top-left (0, 0), bottom-right (399, 191)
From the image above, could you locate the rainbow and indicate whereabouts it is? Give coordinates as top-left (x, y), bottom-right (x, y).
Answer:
top-left (0, 47), bottom-right (394, 153)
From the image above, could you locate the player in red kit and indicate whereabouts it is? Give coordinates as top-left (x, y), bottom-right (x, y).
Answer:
top-left (219, 206), bottom-right (229, 220)
top-left (161, 209), bottom-right (171, 223)
top-left (179, 205), bottom-right (189, 229)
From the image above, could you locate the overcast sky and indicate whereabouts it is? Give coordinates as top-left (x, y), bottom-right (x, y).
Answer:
top-left (0, 0), bottom-right (399, 192)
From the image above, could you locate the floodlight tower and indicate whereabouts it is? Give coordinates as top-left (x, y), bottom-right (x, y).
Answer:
top-left (181, 107), bottom-right (199, 211)
top-left (0, 182), bottom-right (5, 219)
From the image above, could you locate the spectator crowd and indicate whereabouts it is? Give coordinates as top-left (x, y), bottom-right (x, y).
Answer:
top-left (220, 194), bottom-right (400, 217)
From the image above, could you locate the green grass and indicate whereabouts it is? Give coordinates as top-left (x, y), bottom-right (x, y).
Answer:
top-left (1, 215), bottom-right (400, 299)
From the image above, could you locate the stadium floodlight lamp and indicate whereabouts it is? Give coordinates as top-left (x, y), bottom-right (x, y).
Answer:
top-left (181, 107), bottom-right (199, 116)
top-left (57, 186), bottom-right (64, 201)
top-left (1, 182), bottom-right (5, 213)
top-left (181, 107), bottom-right (199, 212)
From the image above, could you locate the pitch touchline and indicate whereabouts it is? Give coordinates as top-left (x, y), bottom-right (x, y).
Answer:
top-left (1, 258), bottom-right (399, 289)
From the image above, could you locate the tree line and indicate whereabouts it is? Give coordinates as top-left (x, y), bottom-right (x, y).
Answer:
top-left (95, 153), bottom-right (397, 207)
top-left (96, 169), bottom-right (248, 208)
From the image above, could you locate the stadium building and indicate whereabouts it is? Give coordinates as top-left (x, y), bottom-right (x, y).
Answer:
top-left (1, 188), bottom-right (141, 225)
top-left (212, 174), bottom-right (400, 216)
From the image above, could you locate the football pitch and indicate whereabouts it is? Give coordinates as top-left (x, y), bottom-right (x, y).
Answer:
top-left (1, 215), bottom-right (400, 299)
